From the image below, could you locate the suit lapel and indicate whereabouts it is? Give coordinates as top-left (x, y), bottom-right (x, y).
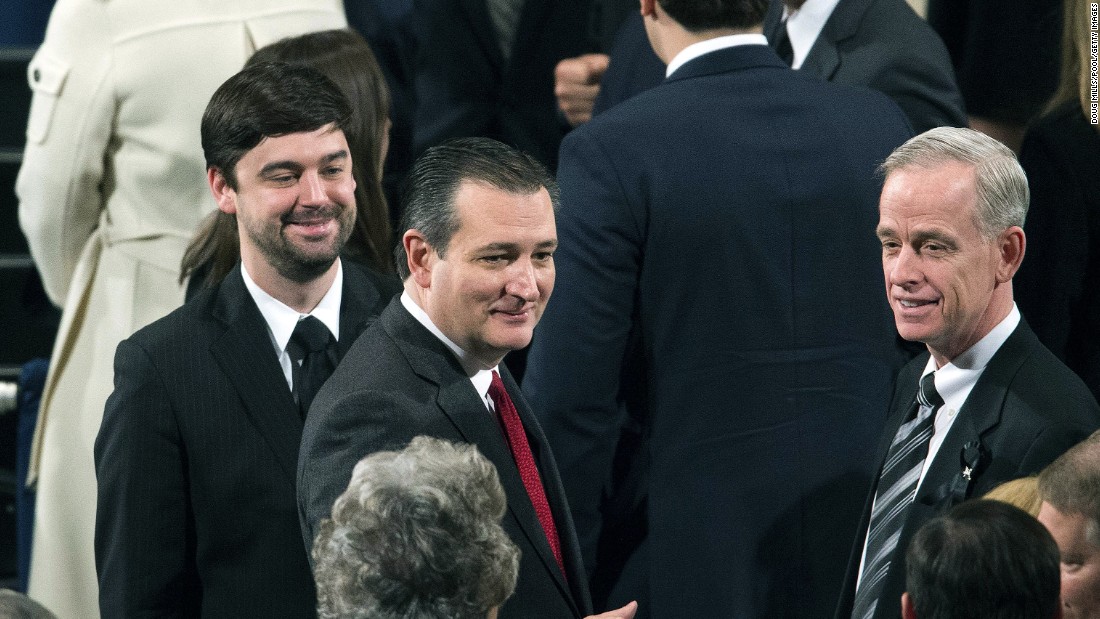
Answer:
top-left (381, 301), bottom-right (579, 610)
top-left (801, 0), bottom-right (873, 80)
top-left (210, 266), bottom-right (301, 482)
top-left (916, 322), bottom-right (1036, 507)
top-left (336, 263), bottom-right (384, 358)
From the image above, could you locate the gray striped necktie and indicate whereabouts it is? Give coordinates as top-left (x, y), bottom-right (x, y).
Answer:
top-left (851, 372), bottom-right (942, 619)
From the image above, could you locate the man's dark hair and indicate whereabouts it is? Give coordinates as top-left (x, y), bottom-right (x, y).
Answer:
top-left (657, 0), bottom-right (769, 32)
top-left (200, 61), bottom-right (353, 190)
top-left (905, 499), bottom-right (1061, 619)
top-left (394, 137), bottom-right (558, 279)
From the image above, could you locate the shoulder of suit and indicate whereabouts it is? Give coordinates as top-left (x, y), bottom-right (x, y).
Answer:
top-left (343, 261), bottom-right (403, 302)
top-left (124, 280), bottom-right (226, 349)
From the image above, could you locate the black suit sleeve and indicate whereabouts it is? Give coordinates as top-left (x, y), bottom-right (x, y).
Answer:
top-left (298, 389), bottom-right (423, 558)
top-left (95, 338), bottom-right (199, 617)
top-left (859, 44), bottom-right (964, 133)
top-left (523, 127), bottom-right (642, 572)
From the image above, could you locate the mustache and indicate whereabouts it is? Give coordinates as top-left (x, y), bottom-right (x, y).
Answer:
top-left (281, 205), bottom-right (343, 225)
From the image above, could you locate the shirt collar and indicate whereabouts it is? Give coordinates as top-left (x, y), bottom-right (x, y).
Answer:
top-left (920, 303), bottom-right (1021, 399)
top-left (399, 292), bottom-right (497, 390)
top-left (781, 0), bottom-right (842, 69)
top-left (241, 259), bottom-right (343, 352)
top-left (666, 33), bottom-right (769, 77)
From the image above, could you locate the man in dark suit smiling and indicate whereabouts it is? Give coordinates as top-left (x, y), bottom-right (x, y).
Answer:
top-left (298, 138), bottom-right (636, 619)
top-left (838, 127), bottom-right (1100, 619)
top-left (94, 63), bottom-right (397, 617)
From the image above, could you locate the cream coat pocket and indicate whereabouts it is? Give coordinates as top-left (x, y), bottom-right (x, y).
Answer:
top-left (25, 51), bottom-right (70, 144)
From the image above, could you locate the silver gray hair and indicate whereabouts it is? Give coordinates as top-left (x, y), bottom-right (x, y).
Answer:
top-left (881, 127), bottom-right (1029, 239)
top-left (312, 436), bottom-right (521, 619)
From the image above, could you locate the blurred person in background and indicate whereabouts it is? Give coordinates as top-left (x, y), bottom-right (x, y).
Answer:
top-left (902, 499), bottom-right (1062, 619)
top-left (1014, 0), bottom-right (1100, 405)
top-left (1038, 430), bottom-right (1100, 619)
top-left (14, 1), bottom-right (346, 616)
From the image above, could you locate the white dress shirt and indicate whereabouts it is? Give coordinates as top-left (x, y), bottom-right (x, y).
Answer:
top-left (666, 33), bottom-right (769, 77)
top-left (401, 292), bottom-right (498, 413)
top-left (241, 260), bottom-right (343, 389)
top-left (916, 304), bottom-right (1021, 486)
top-left (857, 303), bottom-right (1022, 587)
top-left (780, 0), bottom-right (842, 69)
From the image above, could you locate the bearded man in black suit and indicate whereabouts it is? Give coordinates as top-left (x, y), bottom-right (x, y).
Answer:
top-left (94, 63), bottom-right (398, 617)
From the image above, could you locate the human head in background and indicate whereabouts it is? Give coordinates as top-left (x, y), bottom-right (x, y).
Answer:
top-left (876, 127), bottom-right (1028, 367)
top-left (397, 137), bottom-right (559, 370)
top-left (183, 30), bottom-right (393, 291)
top-left (641, 0), bottom-right (769, 63)
top-left (1038, 430), bottom-right (1100, 619)
top-left (311, 435), bottom-right (521, 619)
top-left (200, 61), bottom-right (355, 307)
top-left (903, 499), bottom-right (1061, 619)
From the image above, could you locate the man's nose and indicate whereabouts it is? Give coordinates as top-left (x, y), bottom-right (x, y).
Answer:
top-left (504, 259), bottom-right (539, 301)
top-left (299, 171), bottom-right (326, 205)
top-left (888, 246), bottom-right (922, 288)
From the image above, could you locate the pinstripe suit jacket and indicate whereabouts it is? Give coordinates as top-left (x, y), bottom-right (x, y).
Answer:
top-left (95, 262), bottom-right (397, 618)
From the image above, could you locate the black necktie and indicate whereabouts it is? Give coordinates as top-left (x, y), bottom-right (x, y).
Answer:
top-left (286, 316), bottom-right (336, 418)
top-left (774, 18), bottom-right (794, 66)
top-left (851, 372), bottom-right (943, 619)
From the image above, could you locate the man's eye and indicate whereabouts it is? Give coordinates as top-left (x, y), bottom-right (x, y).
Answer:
top-left (533, 252), bottom-right (554, 261)
top-left (323, 166), bottom-right (344, 176)
top-left (480, 255), bottom-right (505, 263)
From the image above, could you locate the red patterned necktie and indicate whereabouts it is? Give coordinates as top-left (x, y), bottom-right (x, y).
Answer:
top-left (489, 370), bottom-right (566, 577)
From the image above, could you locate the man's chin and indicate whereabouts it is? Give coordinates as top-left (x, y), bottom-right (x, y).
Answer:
top-left (271, 251), bottom-right (339, 283)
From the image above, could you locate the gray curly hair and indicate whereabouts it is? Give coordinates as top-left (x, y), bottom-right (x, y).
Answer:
top-left (312, 436), bottom-right (521, 618)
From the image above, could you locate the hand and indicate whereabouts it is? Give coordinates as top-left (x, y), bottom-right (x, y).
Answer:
top-left (554, 53), bottom-right (611, 126)
top-left (585, 600), bottom-right (638, 619)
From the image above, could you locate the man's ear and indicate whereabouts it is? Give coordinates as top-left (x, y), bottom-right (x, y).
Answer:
top-left (996, 225), bottom-right (1025, 283)
top-left (404, 229), bottom-right (435, 289)
top-left (901, 592), bottom-right (917, 619)
top-left (208, 167), bottom-right (237, 215)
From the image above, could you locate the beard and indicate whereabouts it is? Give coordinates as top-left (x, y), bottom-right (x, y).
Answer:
top-left (245, 204), bottom-right (355, 283)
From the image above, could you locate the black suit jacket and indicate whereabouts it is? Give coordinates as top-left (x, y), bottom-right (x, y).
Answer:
top-left (1015, 101), bottom-right (1100, 403)
top-left (297, 298), bottom-right (592, 618)
top-left (410, 0), bottom-right (593, 169)
top-left (835, 319), bottom-right (1100, 619)
top-left (596, 0), bottom-right (965, 133)
top-left (927, 0), bottom-right (1060, 124)
top-left (762, 0), bottom-right (965, 133)
top-left (95, 262), bottom-right (397, 618)
top-left (525, 44), bottom-right (913, 618)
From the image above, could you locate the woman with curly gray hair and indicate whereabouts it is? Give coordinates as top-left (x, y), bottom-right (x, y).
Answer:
top-left (312, 436), bottom-right (521, 618)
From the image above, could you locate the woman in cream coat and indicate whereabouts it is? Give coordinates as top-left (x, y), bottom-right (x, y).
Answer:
top-left (16, 1), bottom-right (347, 616)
